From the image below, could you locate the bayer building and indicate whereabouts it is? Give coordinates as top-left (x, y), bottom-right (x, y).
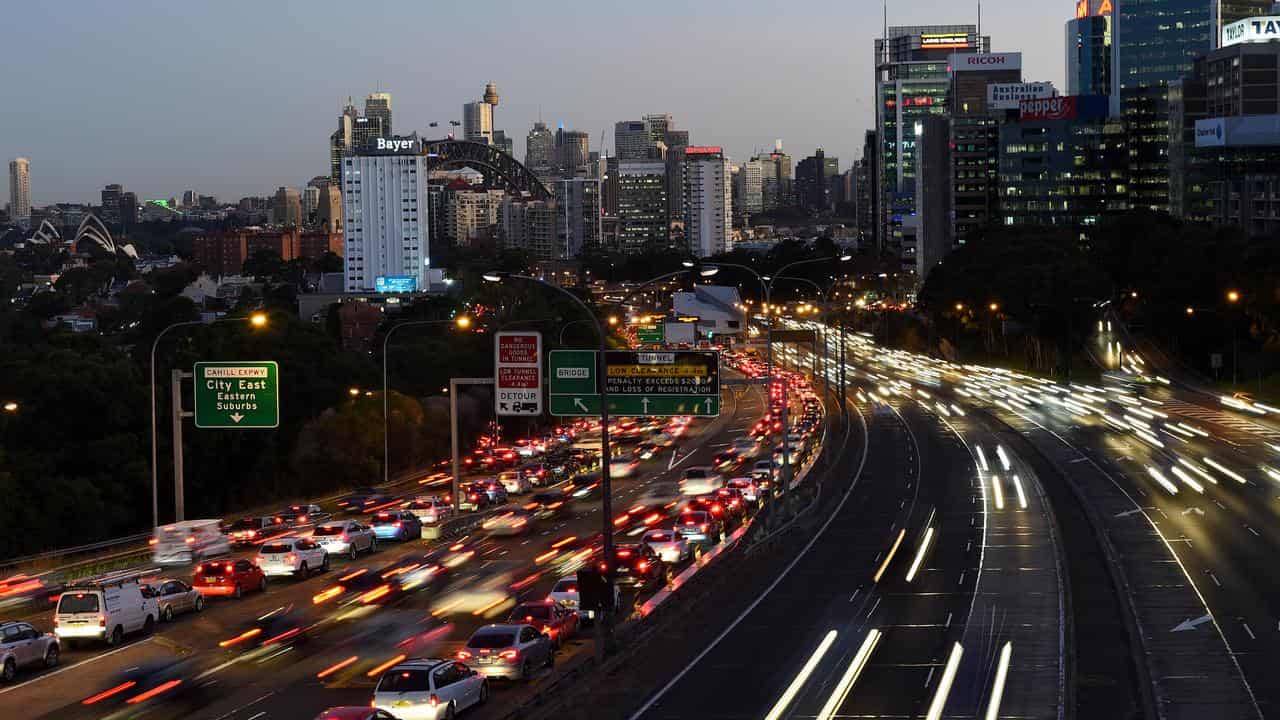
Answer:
top-left (341, 135), bottom-right (430, 293)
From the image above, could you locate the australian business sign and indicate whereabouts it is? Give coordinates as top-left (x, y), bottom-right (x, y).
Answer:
top-left (1019, 95), bottom-right (1107, 121)
top-left (987, 82), bottom-right (1057, 110)
top-left (949, 52), bottom-right (1022, 72)
top-left (1195, 116), bottom-right (1280, 148)
top-left (1223, 16), bottom-right (1280, 47)
top-left (374, 275), bottom-right (418, 293)
top-left (1194, 118), bottom-right (1227, 148)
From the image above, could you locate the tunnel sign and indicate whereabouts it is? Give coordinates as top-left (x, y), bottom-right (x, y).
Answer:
top-left (496, 331), bottom-right (543, 416)
top-left (548, 350), bottom-right (719, 417)
top-left (194, 361), bottom-right (280, 428)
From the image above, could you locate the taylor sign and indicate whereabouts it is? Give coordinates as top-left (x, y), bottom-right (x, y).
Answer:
top-left (495, 331), bottom-right (542, 416)
top-left (1223, 16), bottom-right (1280, 47)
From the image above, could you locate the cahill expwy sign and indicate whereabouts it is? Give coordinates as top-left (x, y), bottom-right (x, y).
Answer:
top-left (949, 52), bottom-right (1022, 72)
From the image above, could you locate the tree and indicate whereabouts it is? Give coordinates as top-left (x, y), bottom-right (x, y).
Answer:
top-left (243, 249), bottom-right (284, 281)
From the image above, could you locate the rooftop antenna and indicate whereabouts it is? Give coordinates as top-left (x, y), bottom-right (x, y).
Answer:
top-left (977, 0), bottom-right (982, 50)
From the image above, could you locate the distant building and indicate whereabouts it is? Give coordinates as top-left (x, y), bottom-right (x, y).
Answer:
top-left (464, 101), bottom-right (494, 144)
top-left (317, 183), bottom-right (342, 233)
top-left (999, 95), bottom-right (1128, 228)
top-left (795, 149), bottom-right (839, 211)
top-left (526, 121), bottom-right (555, 169)
top-left (352, 115), bottom-right (383, 153)
top-left (100, 183), bottom-right (123, 224)
top-left (556, 178), bottom-right (602, 257)
top-left (756, 147), bottom-right (794, 211)
top-left (671, 285), bottom-right (744, 338)
top-left (181, 190), bottom-right (201, 208)
top-left (682, 147), bottom-right (732, 257)
top-left (499, 197), bottom-right (557, 259)
top-left (330, 100), bottom-right (361, 183)
top-left (446, 185), bottom-right (505, 247)
top-left (738, 158), bottom-right (764, 215)
top-left (1065, 1), bottom-right (1111, 97)
top-left (192, 228), bottom-right (342, 275)
top-left (119, 192), bottom-right (138, 234)
top-left (557, 129), bottom-right (591, 171)
top-left (364, 92), bottom-right (392, 136)
top-left (617, 161), bottom-right (668, 250)
top-left (8, 158), bottom-right (30, 225)
top-left (915, 115), bottom-right (952, 283)
top-left (272, 186), bottom-right (302, 227)
top-left (302, 185), bottom-right (320, 222)
top-left (615, 120), bottom-right (653, 160)
top-left (341, 135), bottom-right (429, 292)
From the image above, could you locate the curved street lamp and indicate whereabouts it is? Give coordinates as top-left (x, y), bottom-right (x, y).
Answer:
top-left (382, 315), bottom-right (471, 484)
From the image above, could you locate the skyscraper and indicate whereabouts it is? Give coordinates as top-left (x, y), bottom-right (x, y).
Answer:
top-left (1113, 0), bottom-right (1271, 210)
top-left (119, 192), bottom-right (138, 235)
top-left (948, 52), bottom-right (1023, 246)
top-left (364, 92), bottom-right (392, 137)
top-left (352, 115), bottom-right (384, 153)
top-left (330, 100), bottom-right (360, 183)
top-left (757, 147), bottom-right (794, 211)
top-left (796, 149), bottom-right (839, 210)
top-left (8, 158), bottom-right (30, 224)
top-left (1066, 1), bottom-right (1113, 97)
top-left (273, 187), bottom-right (302, 227)
top-left (101, 183), bottom-right (123, 225)
top-left (181, 190), bottom-right (201, 208)
top-left (341, 135), bottom-right (430, 292)
top-left (556, 178), bottom-right (602, 257)
top-left (463, 102), bottom-right (494, 144)
top-left (739, 158), bottom-right (764, 215)
top-left (615, 121), bottom-right (652, 160)
top-left (875, 25), bottom-right (987, 251)
top-left (682, 147), bottom-right (732, 258)
top-left (557, 129), bottom-right (590, 171)
top-left (526, 121), bottom-right (555, 169)
top-left (617, 161), bottom-right (668, 250)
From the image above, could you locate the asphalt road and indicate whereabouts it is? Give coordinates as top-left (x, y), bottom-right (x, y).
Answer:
top-left (0, 375), bottom-right (778, 720)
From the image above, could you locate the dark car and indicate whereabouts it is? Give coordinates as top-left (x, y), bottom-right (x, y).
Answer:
top-left (599, 543), bottom-right (666, 590)
top-left (563, 473), bottom-right (602, 501)
top-left (459, 483), bottom-right (492, 512)
top-left (525, 491), bottom-right (571, 520)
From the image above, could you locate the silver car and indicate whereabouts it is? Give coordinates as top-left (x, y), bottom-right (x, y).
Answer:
top-left (0, 621), bottom-right (59, 682)
top-left (458, 624), bottom-right (553, 680)
top-left (372, 658), bottom-right (488, 719)
top-left (141, 579), bottom-right (204, 622)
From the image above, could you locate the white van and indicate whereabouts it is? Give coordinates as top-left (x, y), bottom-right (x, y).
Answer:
top-left (680, 466), bottom-right (724, 496)
top-left (151, 519), bottom-right (230, 565)
top-left (53, 574), bottom-right (158, 647)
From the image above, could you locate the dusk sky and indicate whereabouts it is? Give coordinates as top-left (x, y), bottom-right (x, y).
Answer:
top-left (5, 0), bottom-right (1068, 205)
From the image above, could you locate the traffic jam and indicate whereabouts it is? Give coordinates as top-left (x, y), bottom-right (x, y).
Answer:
top-left (0, 350), bottom-right (824, 720)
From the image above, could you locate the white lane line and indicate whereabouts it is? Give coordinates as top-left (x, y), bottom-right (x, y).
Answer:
top-left (906, 526), bottom-right (935, 582)
top-left (1243, 622), bottom-right (1256, 641)
top-left (866, 596), bottom-right (882, 619)
top-left (248, 713), bottom-right (267, 720)
top-left (0, 638), bottom-right (155, 696)
top-left (212, 692), bottom-right (276, 720)
top-left (815, 629), bottom-right (882, 720)
top-left (924, 642), bottom-right (964, 720)
top-left (762, 630), bottom-right (840, 720)
top-left (625, 402), bottom-right (871, 720)
top-left (983, 642), bottom-right (1013, 720)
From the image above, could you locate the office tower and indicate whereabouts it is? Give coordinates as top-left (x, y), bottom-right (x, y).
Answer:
top-left (615, 121), bottom-right (652, 160)
top-left (302, 185), bottom-right (321, 221)
top-left (498, 198), bottom-right (557, 259)
top-left (526, 121), bottom-right (555, 169)
top-left (364, 92), bottom-right (392, 137)
top-left (999, 95), bottom-right (1128, 226)
top-left (643, 114), bottom-right (673, 143)
top-left (1113, 0), bottom-right (1271, 210)
top-left (875, 25), bottom-right (987, 251)
top-left (445, 186), bottom-right (505, 247)
top-left (757, 147), bottom-right (794, 211)
top-left (556, 178), bottom-right (602, 257)
top-left (915, 115), bottom-right (952, 282)
top-left (617, 161), bottom-right (668, 250)
top-left (330, 100), bottom-right (360, 183)
top-left (273, 187), bottom-right (302, 227)
top-left (8, 158), bottom-right (30, 224)
top-left (119, 192), bottom-right (138, 234)
top-left (948, 52), bottom-right (1024, 247)
top-left (464, 101), bottom-right (494, 144)
top-left (181, 190), bottom-right (201, 208)
top-left (316, 184), bottom-right (342, 233)
top-left (352, 115), bottom-right (384, 153)
top-left (557, 130), bottom-right (590, 170)
top-left (101, 184), bottom-right (123, 224)
top-left (1169, 38), bottom-right (1280, 230)
top-left (340, 135), bottom-right (429, 292)
top-left (665, 138), bottom-right (689, 229)
top-left (602, 156), bottom-right (620, 215)
top-left (1066, 1), bottom-right (1113, 97)
top-left (493, 130), bottom-right (514, 156)
top-left (738, 158), bottom-right (764, 215)
top-left (682, 147), bottom-right (732, 257)
top-left (796, 149), bottom-right (839, 211)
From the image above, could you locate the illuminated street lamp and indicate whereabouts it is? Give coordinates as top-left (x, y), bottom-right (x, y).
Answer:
top-left (2, 402), bottom-right (16, 413)
top-left (1185, 307), bottom-right (1195, 316)
top-left (383, 315), bottom-right (471, 483)
top-left (1226, 290), bottom-right (1241, 304)
top-left (348, 387), bottom-right (361, 397)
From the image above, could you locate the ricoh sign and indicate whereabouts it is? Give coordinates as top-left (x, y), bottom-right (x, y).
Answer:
top-left (948, 52), bottom-right (1022, 72)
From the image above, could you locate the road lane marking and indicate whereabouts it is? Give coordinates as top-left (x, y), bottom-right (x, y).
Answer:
top-left (0, 637), bottom-right (155, 697)
top-left (212, 692), bottom-right (275, 720)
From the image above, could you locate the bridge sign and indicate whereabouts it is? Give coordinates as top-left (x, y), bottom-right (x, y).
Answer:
top-left (548, 350), bottom-right (719, 417)
top-left (193, 361), bottom-right (279, 429)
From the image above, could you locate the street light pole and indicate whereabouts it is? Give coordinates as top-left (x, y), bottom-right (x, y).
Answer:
top-left (382, 317), bottom-right (468, 485)
top-left (150, 313), bottom-right (266, 529)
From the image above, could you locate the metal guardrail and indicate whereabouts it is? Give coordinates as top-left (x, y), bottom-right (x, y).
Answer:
top-left (0, 533), bottom-right (152, 571)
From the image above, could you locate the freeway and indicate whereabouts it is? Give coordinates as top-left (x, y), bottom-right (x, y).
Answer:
top-left (0, 367), bottom-right (791, 720)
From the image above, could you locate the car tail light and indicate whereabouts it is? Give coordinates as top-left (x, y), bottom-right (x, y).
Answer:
top-left (429, 693), bottom-right (441, 707)
top-left (700, 524), bottom-right (709, 532)
top-left (340, 533), bottom-right (349, 542)
top-left (148, 538), bottom-right (158, 546)
top-left (185, 536), bottom-right (196, 544)
top-left (393, 522), bottom-right (402, 528)
top-left (99, 615), bottom-right (106, 627)
top-left (456, 650), bottom-right (472, 660)
top-left (286, 554), bottom-right (298, 564)
top-left (638, 560), bottom-right (649, 572)
top-left (499, 649), bottom-right (520, 660)
top-left (249, 530), bottom-right (258, 537)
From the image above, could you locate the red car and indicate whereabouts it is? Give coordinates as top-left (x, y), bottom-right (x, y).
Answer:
top-left (506, 600), bottom-right (579, 647)
top-left (193, 558), bottom-right (267, 598)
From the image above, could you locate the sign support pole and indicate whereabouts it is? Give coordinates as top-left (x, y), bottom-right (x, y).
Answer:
top-left (171, 370), bottom-right (193, 522)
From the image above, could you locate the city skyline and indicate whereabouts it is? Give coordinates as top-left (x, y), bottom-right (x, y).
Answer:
top-left (3, 0), bottom-right (1068, 204)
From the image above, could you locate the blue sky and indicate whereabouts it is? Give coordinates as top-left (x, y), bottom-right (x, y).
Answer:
top-left (3, 0), bottom-right (1067, 204)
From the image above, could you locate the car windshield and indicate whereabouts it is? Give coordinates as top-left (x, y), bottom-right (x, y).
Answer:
top-left (313, 525), bottom-right (344, 536)
top-left (260, 543), bottom-right (292, 554)
top-left (513, 605), bottom-right (552, 620)
top-left (377, 668), bottom-right (432, 693)
top-left (685, 469), bottom-right (708, 479)
top-left (58, 592), bottom-right (100, 613)
top-left (468, 632), bottom-right (516, 649)
top-left (198, 563), bottom-right (227, 576)
top-left (553, 579), bottom-right (578, 593)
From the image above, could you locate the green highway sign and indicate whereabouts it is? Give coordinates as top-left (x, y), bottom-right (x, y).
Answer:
top-left (635, 325), bottom-right (663, 344)
top-left (548, 350), bottom-right (719, 417)
top-left (193, 361), bottom-right (280, 429)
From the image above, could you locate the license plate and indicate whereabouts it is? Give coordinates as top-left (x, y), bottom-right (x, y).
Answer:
top-left (477, 656), bottom-right (493, 664)
top-left (394, 701), bottom-right (412, 708)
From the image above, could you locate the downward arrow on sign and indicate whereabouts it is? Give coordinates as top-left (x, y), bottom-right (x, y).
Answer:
top-left (229, 413), bottom-right (245, 423)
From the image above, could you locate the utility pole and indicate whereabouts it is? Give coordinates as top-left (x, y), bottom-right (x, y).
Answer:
top-left (171, 369), bottom-right (193, 522)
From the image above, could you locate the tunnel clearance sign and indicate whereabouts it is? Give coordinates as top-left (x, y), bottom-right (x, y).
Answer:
top-left (193, 361), bottom-right (280, 429)
top-left (495, 331), bottom-right (543, 416)
top-left (548, 350), bottom-right (719, 417)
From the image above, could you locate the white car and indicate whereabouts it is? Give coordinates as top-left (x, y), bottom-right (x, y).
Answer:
top-left (53, 576), bottom-right (158, 647)
top-left (372, 658), bottom-right (488, 720)
top-left (151, 519), bottom-right (230, 566)
top-left (638, 480), bottom-right (682, 509)
top-left (1, 621), bottom-right (59, 682)
top-left (680, 466), bottom-right (723, 496)
top-left (255, 537), bottom-right (329, 578)
top-left (312, 521), bottom-right (377, 559)
top-left (497, 471), bottom-right (532, 495)
top-left (404, 496), bottom-right (455, 525)
top-left (726, 477), bottom-right (760, 504)
top-left (642, 529), bottom-right (693, 564)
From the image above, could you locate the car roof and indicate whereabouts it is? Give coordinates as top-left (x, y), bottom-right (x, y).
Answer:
top-left (475, 624), bottom-right (525, 634)
top-left (387, 658), bottom-right (445, 671)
